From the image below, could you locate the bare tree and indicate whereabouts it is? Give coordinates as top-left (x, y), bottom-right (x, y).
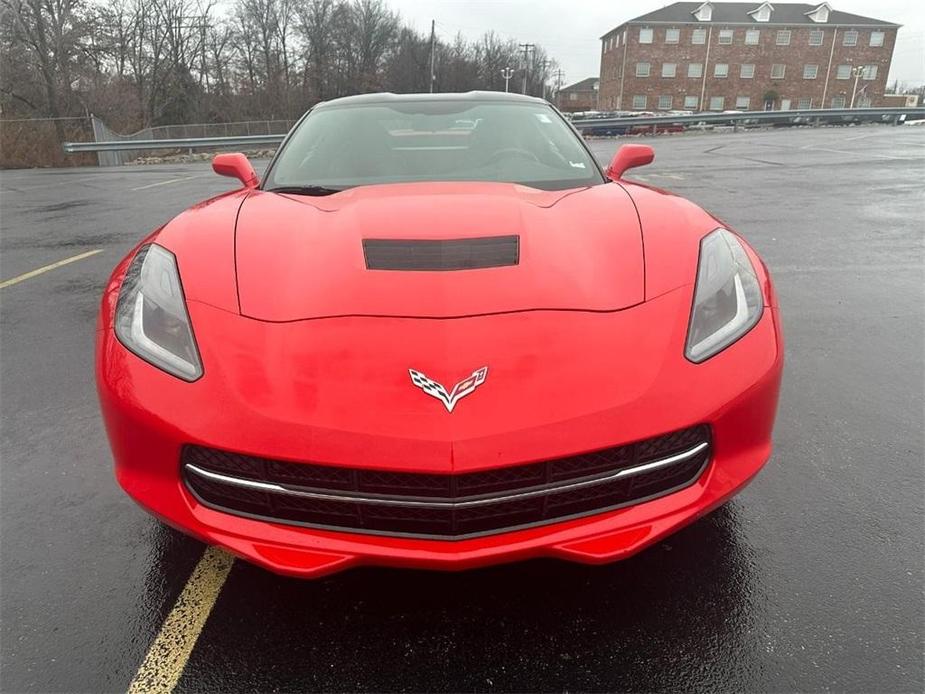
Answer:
top-left (1, 0), bottom-right (559, 165)
top-left (1, 0), bottom-right (90, 140)
top-left (297, 0), bottom-right (337, 101)
top-left (350, 0), bottom-right (398, 92)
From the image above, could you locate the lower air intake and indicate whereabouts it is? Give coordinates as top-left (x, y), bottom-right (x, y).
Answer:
top-left (182, 425), bottom-right (711, 540)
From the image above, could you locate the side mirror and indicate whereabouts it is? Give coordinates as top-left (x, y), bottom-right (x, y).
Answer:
top-left (212, 153), bottom-right (258, 188)
top-left (606, 144), bottom-right (655, 180)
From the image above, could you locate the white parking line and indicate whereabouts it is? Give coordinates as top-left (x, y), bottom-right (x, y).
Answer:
top-left (127, 547), bottom-right (234, 694)
top-left (798, 143), bottom-right (909, 159)
top-left (0, 249), bottom-right (103, 289)
top-left (130, 175), bottom-right (202, 192)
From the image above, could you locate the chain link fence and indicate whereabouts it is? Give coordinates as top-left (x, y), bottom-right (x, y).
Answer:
top-left (91, 118), bottom-right (295, 166)
top-left (1, 116), bottom-right (294, 168)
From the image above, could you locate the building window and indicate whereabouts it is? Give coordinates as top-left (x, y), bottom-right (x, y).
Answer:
top-left (684, 95), bottom-right (700, 109)
top-left (709, 96), bottom-right (725, 110)
top-left (745, 29), bottom-right (760, 45)
top-left (776, 30), bottom-right (791, 46)
top-left (809, 29), bottom-right (824, 46)
top-left (863, 65), bottom-right (878, 80)
top-left (692, 28), bottom-right (707, 45)
top-left (836, 64), bottom-right (851, 79)
top-left (632, 95), bottom-right (647, 109)
top-left (807, 5), bottom-right (829, 22)
top-left (751, 2), bottom-right (772, 21)
top-left (735, 96), bottom-right (751, 109)
top-left (688, 62), bottom-right (703, 78)
top-left (718, 29), bottom-right (734, 44)
top-left (694, 3), bottom-right (713, 21)
top-left (843, 30), bottom-right (858, 46)
top-left (568, 92), bottom-right (578, 101)
top-left (798, 98), bottom-right (812, 109)
top-left (857, 95), bottom-right (871, 107)
top-left (636, 62), bottom-right (651, 77)
top-left (780, 98), bottom-right (791, 110)
top-left (771, 63), bottom-right (786, 79)
top-left (662, 63), bottom-right (677, 77)
top-left (803, 64), bottom-right (819, 79)
top-left (740, 63), bottom-right (755, 78)
top-left (831, 96), bottom-right (846, 107)
top-left (714, 63), bottom-right (729, 78)
top-left (639, 28), bottom-right (653, 44)
top-left (666, 28), bottom-right (680, 44)
top-left (657, 95), bottom-right (673, 110)
top-left (870, 31), bottom-right (884, 47)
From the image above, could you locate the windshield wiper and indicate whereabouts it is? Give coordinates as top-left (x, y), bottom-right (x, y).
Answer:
top-left (266, 185), bottom-right (345, 196)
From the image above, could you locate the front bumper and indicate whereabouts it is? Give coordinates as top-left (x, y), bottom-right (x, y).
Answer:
top-left (98, 287), bottom-right (783, 578)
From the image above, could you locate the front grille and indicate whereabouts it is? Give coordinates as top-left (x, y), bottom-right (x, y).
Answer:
top-left (182, 425), bottom-right (711, 540)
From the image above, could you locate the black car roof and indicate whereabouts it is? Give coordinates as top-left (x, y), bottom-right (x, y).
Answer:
top-left (313, 91), bottom-right (548, 110)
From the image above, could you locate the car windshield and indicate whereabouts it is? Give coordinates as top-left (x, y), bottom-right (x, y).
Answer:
top-left (263, 99), bottom-right (604, 193)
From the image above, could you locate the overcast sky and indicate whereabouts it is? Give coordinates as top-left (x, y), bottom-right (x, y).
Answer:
top-left (387, 0), bottom-right (925, 87)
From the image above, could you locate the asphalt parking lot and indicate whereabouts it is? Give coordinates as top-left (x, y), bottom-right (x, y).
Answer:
top-left (1, 125), bottom-right (923, 693)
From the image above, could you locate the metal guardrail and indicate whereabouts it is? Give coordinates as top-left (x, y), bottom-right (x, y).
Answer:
top-left (63, 133), bottom-right (284, 153)
top-left (569, 106), bottom-right (925, 129)
top-left (62, 107), bottom-right (925, 154)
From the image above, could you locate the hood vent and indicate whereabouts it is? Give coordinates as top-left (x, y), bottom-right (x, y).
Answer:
top-left (363, 236), bottom-right (520, 271)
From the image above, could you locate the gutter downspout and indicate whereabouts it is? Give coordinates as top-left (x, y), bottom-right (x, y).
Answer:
top-left (619, 26), bottom-right (628, 110)
top-left (700, 26), bottom-right (713, 110)
top-left (821, 27), bottom-right (838, 108)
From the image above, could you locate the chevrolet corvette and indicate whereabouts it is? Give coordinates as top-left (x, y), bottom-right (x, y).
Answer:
top-left (97, 92), bottom-right (783, 578)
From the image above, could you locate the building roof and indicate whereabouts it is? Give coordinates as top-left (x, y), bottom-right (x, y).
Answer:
top-left (602, 1), bottom-right (899, 36)
top-left (560, 78), bottom-right (600, 93)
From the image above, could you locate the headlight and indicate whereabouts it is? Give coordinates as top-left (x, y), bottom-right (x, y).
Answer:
top-left (114, 244), bottom-right (203, 381)
top-left (685, 228), bottom-right (763, 363)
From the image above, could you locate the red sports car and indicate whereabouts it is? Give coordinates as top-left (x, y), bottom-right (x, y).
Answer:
top-left (97, 92), bottom-right (783, 578)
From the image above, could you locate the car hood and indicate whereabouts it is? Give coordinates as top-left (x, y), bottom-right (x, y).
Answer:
top-left (234, 181), bottom-right (644, 321)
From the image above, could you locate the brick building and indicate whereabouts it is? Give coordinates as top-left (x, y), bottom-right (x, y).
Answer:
top-left (598, 2), bottom-right (900, 111)
top-left (555, 77), bottom-right (601, 112)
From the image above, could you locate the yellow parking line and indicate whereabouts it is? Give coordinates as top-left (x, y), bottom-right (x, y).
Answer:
top-left (0, 249), bottom-right (103, 289)
top-left (130, 175), bottom-right (201, 192)
top-left (127, 547), bottom-right (235, 694)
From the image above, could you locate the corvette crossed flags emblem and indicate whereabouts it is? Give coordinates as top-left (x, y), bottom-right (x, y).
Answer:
top-left (408, 367), bottom-right (488, 413)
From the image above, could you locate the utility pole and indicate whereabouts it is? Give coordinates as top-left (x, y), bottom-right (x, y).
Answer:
top-left (429, 19), bottom-right (436, 93)
top-left (519, 43), bottom-right (535, 95)
top-left (553, 68), bottom-right (564, 106)
top-left (501, 67), bottom-right (514, 92)
top-left (539, 59), bottom-right (551, 100)
top-left (850, 65), bottom-right (865, 107)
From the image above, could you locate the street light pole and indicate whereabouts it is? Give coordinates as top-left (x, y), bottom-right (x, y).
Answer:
top-left (429, 19), bottom-right (436, 93)
top-left (850, 65), bottom-right (865, 108)
top-left (501, 67), bottom-right (514, 93)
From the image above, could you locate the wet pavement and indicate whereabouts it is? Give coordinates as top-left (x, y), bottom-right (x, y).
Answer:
top-left (1, 126), bottom-right (923, 692)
